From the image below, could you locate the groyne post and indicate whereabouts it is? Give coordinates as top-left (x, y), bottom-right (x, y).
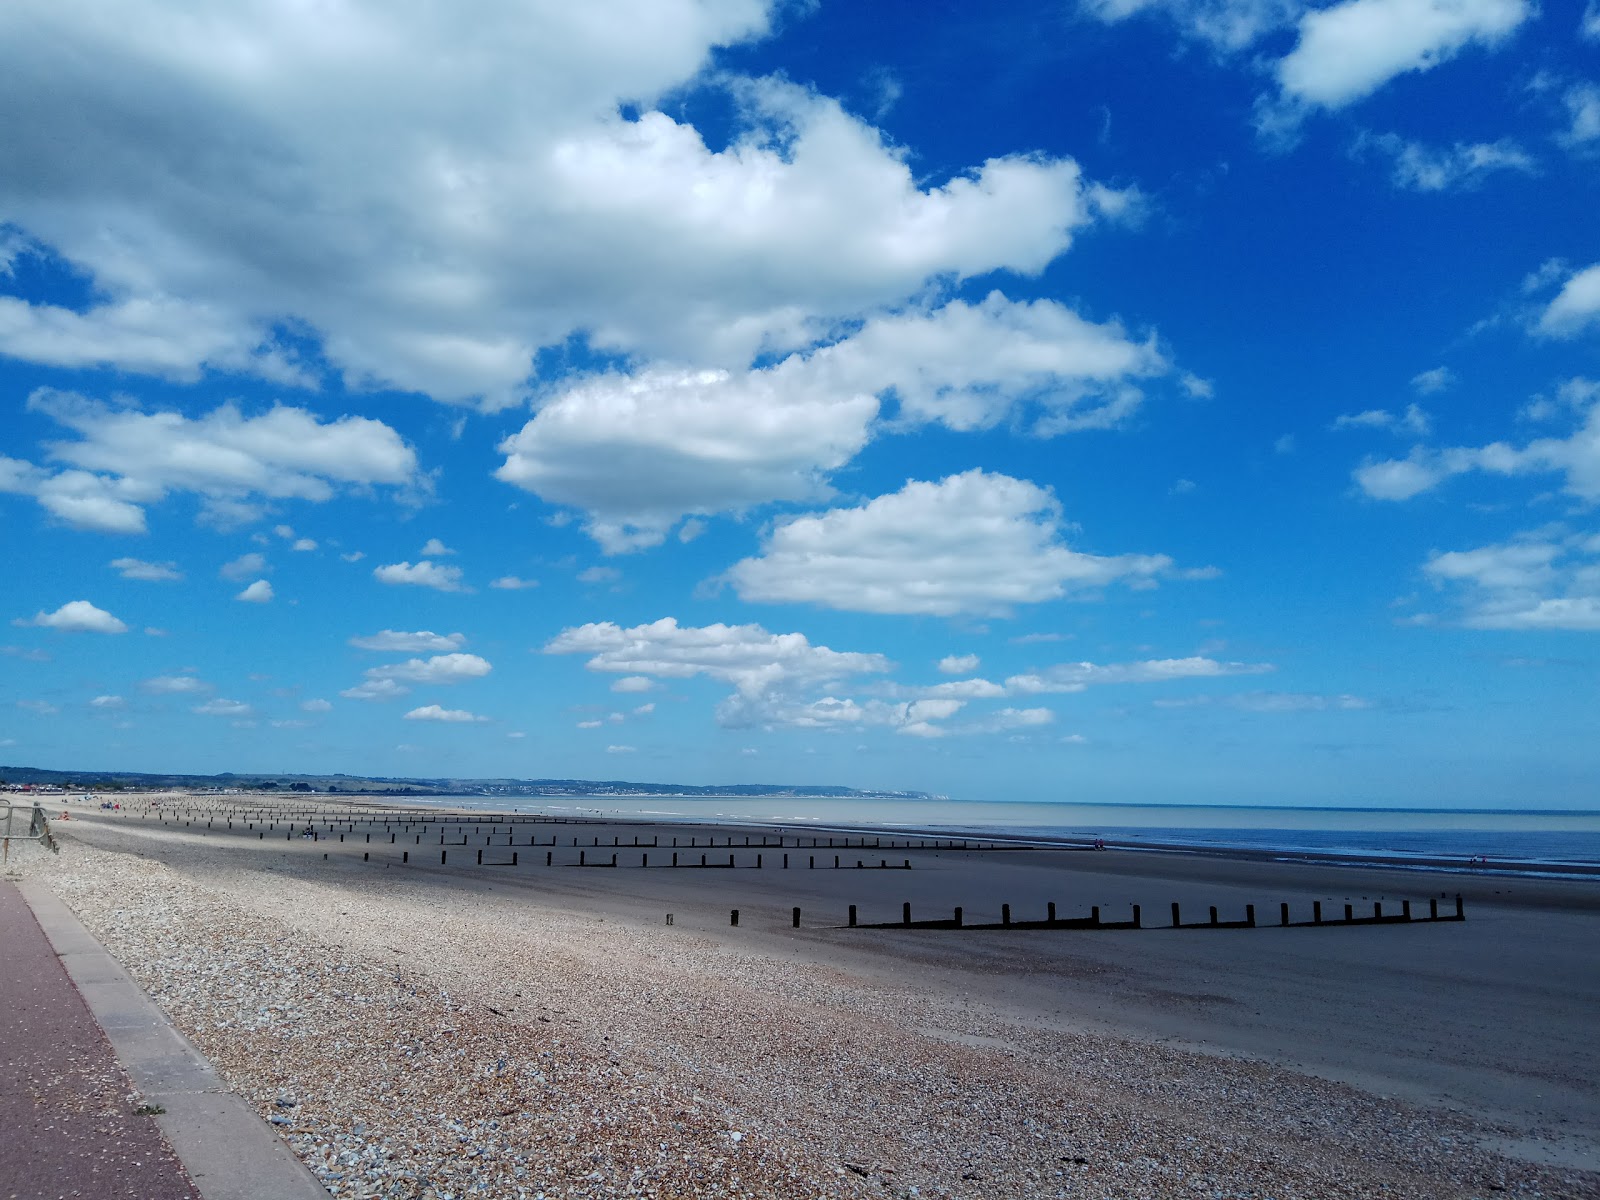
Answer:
top-left (1281, 902), bottom-right (1290, 927)
top-left (1002, 903), bottom-right (1011, 927)
top-left (1246, 904), bottom-right (1256, 928)
top-left (1456, 893), bottom-right (1465, 920)
top-left (1314, 901), bottom-right (1323, 924)
top-left (1344, 904), bottom-right (1354, 923)
top-left (902, 902), bottom-right (911, 925)
top-left (953, 906), bottom-right (963, 928)
top-left (850, 904), bottom-right (858, 927)
top-left (1092, 905), bottom-right (1101, 927)
top-left (1132, 904), bottom-right (1141, 929)
top-left (730, 910), bottom-right (739, 927)
top-left (1171, 902), bottom-right (1181, 928)
top-left (792, 907), bottom-right (800, 928)
top-left (1047, 902), bottom-right (1057, 924)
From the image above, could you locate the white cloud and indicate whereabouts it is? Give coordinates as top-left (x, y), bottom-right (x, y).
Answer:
top-left (606, 745), bottom-right (636, 754)
top-left (89, 694), bottom-right (124, 708)
top-left (546, 616), bottom-right (891, 729)
top-left (727, 471), bottom-right (1183, 617)
top-left (1331, 404), bottom-right (1430, 435)
top-left (1536, 263), bottom-right (1600, 338)
top-left (494, 293), bottom-right (1166, 551)
top-left (220, 552), bottom-right (268, 581)
top-left (301, 698), bottom-right (333, 712)
top-left (1355, 386), bottom-right (1600, 500)
top-left (938, 654), bottom-right (981, 675)
top-left (577, 720), bottom-right (603, 729)
top-left (1157, 691), bottom-right (1370, 711)
top-left (489, 575), bottom-right (539, 590)
top-left (1080, 0), bottom-right (1300, 51)
top-left (403, 704), bottom-right (489, 723)
top-left (362, 653), bottom-right (493, 686)
top-left (1584, 1), bottom-right (1600, 38)
top-left (1, 391), bottom-right (422, 533)
top-left (373, 560), bottom-right (467, 592)
top-left (1412, 366), bottom-right (1455, 394)
top-left (15, 599), bottom-right (129, 634)
top-left (340, 678), bottom-right (411, 702)
top-left (1357, 133), bottom-right (1535, 190)
top-left (1560, 83), bottom-right (1600, 146)
top-left (349, 630), bottom-right (466, 653)
top-left (633, 702), bottom-right (656, 715)
top-left (0, 9), bottom-right (1113, 409)
top-left (17, 699), bottom-right (60, 716)
top-left (577, 566), bottom-right (622, 584)
top-left (341, 551), bottom-right (366, 563)
top-left (291, 537), bottom-right (318, 552)
top-left (193, 698), bottom-right (252, 716)
top-left (1004, 656), bottom-right (1274, 694)
top-left (420, 538), bottom-right (455, 556)
top-left (110, 556), bottom-right (182, 581)
top-left (1276, 0), bottom-right (1531, 109)
top-left (1423, 530), bottom-right (1600, 630)
top-left (236, 579), bottom-right (274, 603)
top-left (610, 676), bottom-right (657, 693)
top-left (142, 673), bottom-right (208, 694)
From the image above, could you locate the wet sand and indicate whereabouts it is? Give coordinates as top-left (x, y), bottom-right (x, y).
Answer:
top-left (26, 795), bottom-right (1600, 1197)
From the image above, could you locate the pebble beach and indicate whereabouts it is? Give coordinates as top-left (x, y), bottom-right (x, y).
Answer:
top-left (14, 796), bottom-right (1600, 1200)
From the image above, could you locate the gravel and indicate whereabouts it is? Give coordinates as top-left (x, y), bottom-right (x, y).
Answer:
top-left (35, 802), bottom-right (1600, 1200)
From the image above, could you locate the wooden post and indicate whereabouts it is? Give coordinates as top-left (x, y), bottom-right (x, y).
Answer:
top-left (1402, 900), bottom-right (1411, 921)
top-left (1344, 903), bottom-right (1354, 922)
top-left (1281, 902), bottom-right (1290, 926)
top-left (580, 850), bottom-right (586, 866)
top-left (441, 850), bottom-right (447, 864)
top-left (673, 852), bottom-right (679, 866)
top-left (1455, 893), bottom-right (1465, 920)
top-left (642, 853), bottom-right (648, 867)
top-left (700, 853), bottom-right (707, 867)
top-left (792, 907), bottom-right (800, 928)
top-left (1047, 901), bottom-right (1057, 924)
top-left (1430, 898), bottom-right (1438, 919)
top-left (903, 902), bottom-right (911, 925)
top-left (730, 909), bottom-right (739, 927)
top-left (834, 855), bottom-right (840, 868)
top-left (363, 852), bottom-right (368, 861)
top-left (512, 852), bottom-right (518, 866)
top-left (783, 853), bottom-right (788, 868)
top-left (612, 853), bottom-right (618, 866)
top-left (403, 851), bottom-right (408, 862)
top-left (757, 854), bottom-right (762, 868)
top-left (1246, 904), bottom-right (1256, 927)
top-left (477, 848), bottom-right (483, 865)
top-left (1092, 905), bottom-right (1101, 926)
top-left (953, 906), bottom-right (963, 928)
top-left (1171, 902), bottom-right (1181, 928)
top-left (1002, 903), bottom-right (1011, 926)
top-left (1132, 904), bottom-right (1141, 929)
top-left (547, 851), bottom-right (552, 866)
top-left (1209, 906), bottom-right (1219, 926)
top-left (1314, 901), bottom-right (1323, 924)
top-left (1374, 902), bottom-right (1382, 920)
top-left (809, 855), bottom-right (814, 869)
top-left (850, 905), bottom-right (858, 927)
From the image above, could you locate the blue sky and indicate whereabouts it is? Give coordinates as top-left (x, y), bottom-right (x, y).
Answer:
top-left (2, 0), bottom-right (1598, 808)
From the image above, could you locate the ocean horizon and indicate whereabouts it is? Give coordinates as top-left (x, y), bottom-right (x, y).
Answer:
top-left (389, 794), bottom-right (1600, 874)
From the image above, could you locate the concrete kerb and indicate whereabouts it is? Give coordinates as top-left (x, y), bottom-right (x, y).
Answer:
top-left (18, 881), bottom-right (330, 1200)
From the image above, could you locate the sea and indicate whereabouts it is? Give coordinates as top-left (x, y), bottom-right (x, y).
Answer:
top-left (395, 795), bottom-right (1600, 879)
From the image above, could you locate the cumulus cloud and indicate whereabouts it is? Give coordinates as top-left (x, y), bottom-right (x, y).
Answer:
top-left (606, 744), bottom-right (636, 754)
top-left (236, 579), bottom-right (274, 603)
top-left (546, 616), bottom-right (891, 729)
top-left (0, 6), bottom-right (1114, 409)
top-left (301, 698), bottom-right (333, 712)
top-left (1004, 656), bottom-right (1274, 694)
top-left (291, 537), bottom-right (317, 552)
top-left (420, 538), bottom-right (455, 556)
top-left (110, 556), bottom-right (182, 581)
top-left (193, 698), bottom-right (252, 716)
top-left (220, 552), bottom-right (268, 581)
top-left (1276, 0), bottom-right (1531, 110)
top-left (1156, 691), bottom-right (1370, 711)
top-left (89, 694), bottom-right (124, 708)
top-left (1331, 404), bottom-right (1430, 435)
top-left (14, 599), bottom-right (128, 634)
top-left (0, 391), bottom-right (422, 533)
top-left (1560, 83), bottom-right (1600, 147)
top-left (340, 678), bottom-right (412, 702)
top-left (495, 294), bottom-right (1167, 550)
top-left (1079, 0), bottom-right (1300, 51)
top-left (938, 654), bottom-right (981, 674)
top-left (404, 704), bottom-right (489, 723)
top-left (373, 560), bottom-right (467, 592)
top-left (489, 575), bottom-right (539, 590)
top-left (1355, 385), bottom-right (1600, 500)
top-left (1412, 367), bottom-right (1455, 394)
top-left (610, 676), bottom-right (657, 693)
top-left (142, 673), bottom-right (208, 694)
top-left (362, 653), bottom-right (493, 685)
top-left (1536, 263), bottom-right (1600, 338)
top-left (727, 471), bottom-right (1184, 617)
top-left (1356, 133), bottom-right (1535, 190)
top-left (17, 699), bottom-right (59, 716)
top-left (1423, 530), bottom-right (1600, 630)
top-left (348, 630), bottom-right (466, 653)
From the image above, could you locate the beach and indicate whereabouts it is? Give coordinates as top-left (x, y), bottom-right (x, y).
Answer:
top-left (15, 794), bottom-right (1600, 1199)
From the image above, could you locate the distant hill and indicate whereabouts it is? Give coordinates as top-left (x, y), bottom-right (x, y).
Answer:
top-left (0, 764), bottom-right (936, 801)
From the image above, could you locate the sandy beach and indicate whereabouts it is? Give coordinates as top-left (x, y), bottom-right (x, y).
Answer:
top-left (13, 793), bottom-right (1600, 1199)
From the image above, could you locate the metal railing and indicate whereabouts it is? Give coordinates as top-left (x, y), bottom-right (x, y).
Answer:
top-left (1, 799), bottom-right (58, 861)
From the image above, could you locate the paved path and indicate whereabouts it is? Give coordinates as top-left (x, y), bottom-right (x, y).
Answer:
top-left (0, 878), bottom-right (200, 1200)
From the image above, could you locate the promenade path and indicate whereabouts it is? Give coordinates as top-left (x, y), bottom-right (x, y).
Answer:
top-left (0, 878), bottom-right (200, 1200)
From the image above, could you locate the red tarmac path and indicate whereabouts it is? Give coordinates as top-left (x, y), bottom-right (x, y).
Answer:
top-left (0, 878), bottom-right (201, 1200)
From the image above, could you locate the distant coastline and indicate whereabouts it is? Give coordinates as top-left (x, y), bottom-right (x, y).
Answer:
top-left (0, 763), bottom-right (938, 802)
